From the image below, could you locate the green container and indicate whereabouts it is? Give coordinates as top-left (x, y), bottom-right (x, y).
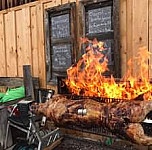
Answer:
top-left (0, 86), bottom-right (25, 103)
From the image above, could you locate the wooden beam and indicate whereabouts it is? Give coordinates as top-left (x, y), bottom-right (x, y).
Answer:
top-left (119, 0), bottom-right (127, 77)
top-left (76, 1), bottom-right (85, 61)
top-left (36, 3), bottom-right (47, 88)
top-left (149, 0), bottom-right (152, 79)
top-left (132, 0), bottom-right (148, 77)
top-left (43, 0), bottom-right (62, 10)
top-left (113, 0), bottom-right (120, 78)
top-left (126, 0), bottom-right (133, 74)
top-left (16, 9), bottom-right (23, 77)
top-left (30, 6), bottom-right (39, 77)
top-left (16, 7), bottom-right (32, 77)
top-left (71, 3), bottom-right (77, 64)
top-left (0, 78), bottom-right (23, 87)
top-left (0, 14), bottom-right (7, 76)
top-left (0, 77), bottom-right (39, 87)
top-left (22, 7), bottom-right (32, 73)
top-left (44, 10), bottom-right (51, 82)
top-left (43, 1), bottom-right (55, 9)
top-left (0, 0), bottom-right (54, 14)
top-left (4, 11), bottom-right (18, 77)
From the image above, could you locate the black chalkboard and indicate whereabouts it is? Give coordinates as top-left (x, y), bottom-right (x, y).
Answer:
top-left (51, 14), bottom-right (70, 39)
top-left (81, 39), bottom-right (113, 65)
top-left (52, 44), bottom-right (72, 71)
top-left (86, 6), bottom-right (112, 34)
top-left (103, 39), bottom-right (113, 65)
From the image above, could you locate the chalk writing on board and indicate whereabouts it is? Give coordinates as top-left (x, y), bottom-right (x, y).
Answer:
top-left (51, 14), bottom-right (70, 39)
top-left (87, 6), bottom-right (112, 34)
top-left (52, 44), bottom-right (72, 71)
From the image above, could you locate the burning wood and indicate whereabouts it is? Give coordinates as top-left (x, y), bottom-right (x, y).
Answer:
top-left (31, 94), bottom-right (152, 145)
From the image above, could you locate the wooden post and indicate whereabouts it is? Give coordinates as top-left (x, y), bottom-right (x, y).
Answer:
top-left (120, 0), bottom-right (127, 77)
top-left (36, 3), bottom-right (47, 88)
top-left (76, 1), bottom-right (85, 61)
top-left (126, 0), bottom-right (133, 75)
top-left (113, 0), bottom-right (120, 78)
top-left (23, 65), bottom-right (35, 99)
top-left (5, 11), bottom-right (18, 77)
top-left (132, 0), bottom-right (148, 77)
top-left (0, 14), bottom-right (7, 77)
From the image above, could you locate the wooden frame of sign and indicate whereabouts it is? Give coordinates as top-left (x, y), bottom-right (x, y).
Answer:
top-left (78, 0), bottom-right (120, 78)
top-left (44, 3), bottom-right (77, 84)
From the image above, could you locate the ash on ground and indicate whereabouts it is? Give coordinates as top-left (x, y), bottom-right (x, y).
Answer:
top-left (54, 136), bottom-right (115, 150)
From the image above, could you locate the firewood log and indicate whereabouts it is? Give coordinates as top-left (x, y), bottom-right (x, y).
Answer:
top-left (31, 94), bottom-right (152, 145)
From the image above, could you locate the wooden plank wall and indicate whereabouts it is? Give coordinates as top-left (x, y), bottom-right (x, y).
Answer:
top-left (0, 0), bottom-right (37, 11)
top-left (120, 0), bottom-right (151, 78)
top-left (0, 0), bottom-right (152, 88)
top-left (0, 0), bottom-right (76, 88)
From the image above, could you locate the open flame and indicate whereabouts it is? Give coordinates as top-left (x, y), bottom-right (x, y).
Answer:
top-left (65, 38), bottom-right (152, 100)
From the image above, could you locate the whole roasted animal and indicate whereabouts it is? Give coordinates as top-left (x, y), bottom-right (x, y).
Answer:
top-left (31, 94), bottom-right (152, 145)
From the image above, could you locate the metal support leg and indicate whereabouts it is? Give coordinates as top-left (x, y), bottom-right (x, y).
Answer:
top-left (31, 120), bottom-right (42, 150)
top-left (37, 141), bottom-right (42, 150)
top-left (4, 121), bottom-right (10, 149)
top-left (26, 120), bottom-right (32, 140)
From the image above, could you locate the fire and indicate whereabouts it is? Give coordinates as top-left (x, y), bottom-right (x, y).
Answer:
top-left (65, 39), bottom-right (152, 100)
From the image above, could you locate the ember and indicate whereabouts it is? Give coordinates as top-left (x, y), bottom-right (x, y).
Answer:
top-left (65, 38), bottom-right (152, 100)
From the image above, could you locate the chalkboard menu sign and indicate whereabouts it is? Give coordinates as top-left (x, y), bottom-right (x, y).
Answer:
top-left (86, 6), bottom-right (112, 34)
top-left (46, 3), bottom-right (76, 83)
top-left (52, 44), bottom-right (72, 71)
top-left (51, 14), bottom-right (70, 39)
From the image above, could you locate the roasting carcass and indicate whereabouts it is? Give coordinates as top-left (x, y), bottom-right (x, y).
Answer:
top-left (31, 94), bottom-right (152, 145)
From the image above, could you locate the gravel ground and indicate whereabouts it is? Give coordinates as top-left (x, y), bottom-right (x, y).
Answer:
top-left (54, 136), bottom-right (115, 150)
